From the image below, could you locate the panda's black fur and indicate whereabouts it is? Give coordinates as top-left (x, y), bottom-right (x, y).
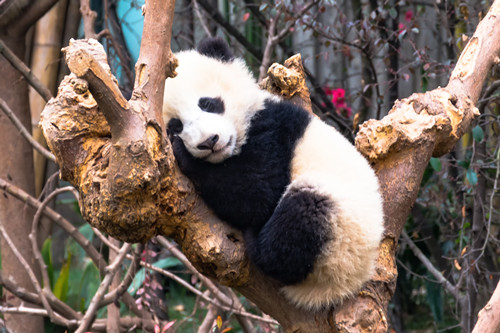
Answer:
top-left (163, 38), bottom-right (384, 310)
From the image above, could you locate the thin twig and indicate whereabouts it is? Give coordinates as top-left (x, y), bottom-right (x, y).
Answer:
top-left (75, 243), bottom-right (131, 333)
top-left (0, 305), bottom-right (76, 327)
top-left (80, 0), bottom-right (98, 39)
top-left (157, 236), bottom-right (232, 305)
top-left (95, 231), bottom-right (277, 325)
top-left (0, 267), bottom-right (81, 321)
top-left (0, 178), bottom-right (106, 275)
top-left (480, 141), bottom-right (500, 257)
top-left (401, 231), bottom-right (458, 296)
top-left (0, 39), bottom-right (53, 102)
top-left (478, 79), bottom-right (500, 112)
top-left (274, 1), bottom-right (320, 41)
top-left (30, 186), bottom-right (76, 296)
top-left (0, 98), bottom-right (56, 162)
top-left (193, 0), bottom-right (213, 37)
top-left (100, 243), bottom-right (143, 306)
top-left (0, 223), bottom-right (53, 319)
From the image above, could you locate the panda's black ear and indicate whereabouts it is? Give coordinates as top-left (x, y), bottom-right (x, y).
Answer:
top-left (197, 37), bottom-right (234, 62)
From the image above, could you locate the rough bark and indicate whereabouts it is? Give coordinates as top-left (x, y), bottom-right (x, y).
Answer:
top-left (0, 1), bottom-right (61, 332)
top-left (39, 1), bottom-right (500, 332)
top-left (472, 280), bottom-right (500, 333)
top-left (0, 32), bottom-right (44, 333)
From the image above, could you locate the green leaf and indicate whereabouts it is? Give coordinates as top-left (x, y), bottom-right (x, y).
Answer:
top-left (41, 237), bottom-right (54, 289)
top-left (466, 168), bottom-right (478, 185)
top-left (128, 257), bottom-right (182, 295)
top-left (53, 252), bottom-right (71, 302)
top-left (429, 157), bottom-right (442, 172)
top-left (472, 125), bottom-right (484, 142)
top-left (389, 7), bottom-right (398, 19)
top-left (79, 261), bottom-right (100, 311)
top-left (458, 160), bottom-right (469, 169)
top-left (425, 277), bottom-right (444, 322)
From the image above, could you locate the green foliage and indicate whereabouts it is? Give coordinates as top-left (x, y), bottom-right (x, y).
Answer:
top-left (429, 157), bottom-right (442, 172)
top-left (41, 237), bottom-right (54, 289)
top-left (53, 252), bottom-right (71, 302)
top-left (466, 168), bottom-right (478, 185)
top-left (425, 276), bottom-right (443, 323)
top-left (128, 257), bottom-right (182, 295)
top-left (78, 260), bottom-right (101, 311)
top-left (472, 125), bottom-right (484, 142)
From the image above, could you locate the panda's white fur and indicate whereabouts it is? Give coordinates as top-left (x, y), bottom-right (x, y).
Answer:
top-left (163, 38), bottom-right (384, 310)
top-left (163, 50), bottom-right (277, 163)
top-left (282, 118), bottom-right (383, 308)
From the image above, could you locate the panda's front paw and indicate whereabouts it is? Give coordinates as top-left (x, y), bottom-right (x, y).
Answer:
top-left (171, 136), bottom-right (196, 174)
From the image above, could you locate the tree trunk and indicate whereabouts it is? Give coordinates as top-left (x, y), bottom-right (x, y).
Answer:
top-left (0, 1), bottom-right (59, 331)
top-left (0, 32), bottom-right (44, 333)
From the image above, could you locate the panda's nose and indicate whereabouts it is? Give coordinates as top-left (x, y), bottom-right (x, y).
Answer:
top-left (197, 135), bottom-right (219, 150)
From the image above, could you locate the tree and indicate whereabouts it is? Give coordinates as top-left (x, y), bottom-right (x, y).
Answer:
top-left (0, 0), bottom-right (59, 332)
top-left (2, 0), bottom-right (500, 332)
top-left (39, 0), bottom-right (500, 332)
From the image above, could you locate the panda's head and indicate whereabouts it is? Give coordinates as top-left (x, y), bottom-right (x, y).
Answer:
top-left (163, 38), bottom-right (275, 163)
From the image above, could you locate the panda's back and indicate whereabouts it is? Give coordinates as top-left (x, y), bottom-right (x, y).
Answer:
top-left (210, 99), bottom-right (311, 231)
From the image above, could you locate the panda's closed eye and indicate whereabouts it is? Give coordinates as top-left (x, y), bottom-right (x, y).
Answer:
top-left (198, 97), bottom-right (225, 114)
top-left (167, 118), bottom-right (183, 139)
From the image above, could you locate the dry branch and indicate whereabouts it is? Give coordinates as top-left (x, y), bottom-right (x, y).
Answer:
top-left (0, 39), bottom-right (53, 102)
top-left (38, 0), bottom-right (500, 332)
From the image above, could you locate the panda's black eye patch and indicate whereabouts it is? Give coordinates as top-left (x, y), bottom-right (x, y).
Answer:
top-left (167, 118), bottom-right (183, 139)
top-left (198, 97), bottom-right (225, 114)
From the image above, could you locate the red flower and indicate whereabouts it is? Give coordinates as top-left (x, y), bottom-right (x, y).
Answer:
top-left (331, 88), bottom-right (345, 105)
top-left (323, 87), bottom-right (352, 117)
top-left (398, 22), bottom-right (406, 35)
top-left (404, 10), bottom-right (413, 22)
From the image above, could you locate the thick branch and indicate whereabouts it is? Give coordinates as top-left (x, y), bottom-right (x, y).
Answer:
top-left (472, 280), bottom-right (500, 333)
top-left (63, 39), bottom-right (135, 142)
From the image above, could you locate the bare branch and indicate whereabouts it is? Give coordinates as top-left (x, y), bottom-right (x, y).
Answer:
top-left (30, 186), bottom-right (75, 293)
top-left (0, 224), bottom-right (53, 319)
top-left (0, 178), bottom-right (107, 275)
top-left (401, 231), bottom-right (458, 296)
top-left (75, 243), bottom-right (131, 333)
top-left (0, 39), bottom-right (53, 102)
top-left (447, 1), bottom-right (500, 103)
top-left (0, 305), bottom-right (73, 327)
top-left (100, 243), bottom-right (143, 306)
top-left (0, 98), bottom-right (55, 162)
top-left (11, 0), bottom-right (59, 35)
top-left (79, 0), bottom-right (98, 39)
top-left (0, 270), bottom-right (81, 321)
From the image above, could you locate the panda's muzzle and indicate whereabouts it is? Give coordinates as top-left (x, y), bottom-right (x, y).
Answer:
top-left (197, 135), bottom-right (219, 151)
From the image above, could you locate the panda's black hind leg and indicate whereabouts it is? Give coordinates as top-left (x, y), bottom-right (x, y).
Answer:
top-left (244, 185), bottom-right (335, 285)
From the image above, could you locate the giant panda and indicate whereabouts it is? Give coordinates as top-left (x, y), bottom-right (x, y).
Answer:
top-left (162, 38), bottom-right (385, 311)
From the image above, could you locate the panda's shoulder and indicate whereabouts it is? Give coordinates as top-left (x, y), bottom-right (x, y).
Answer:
top-left (249, 99), bottom-right (311, 137)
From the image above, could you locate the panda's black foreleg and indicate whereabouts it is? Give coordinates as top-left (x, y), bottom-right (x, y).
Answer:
top-left (244, 186), bottom-right (335, 285)
top-left (170, 136), bottom-right (199, 175)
